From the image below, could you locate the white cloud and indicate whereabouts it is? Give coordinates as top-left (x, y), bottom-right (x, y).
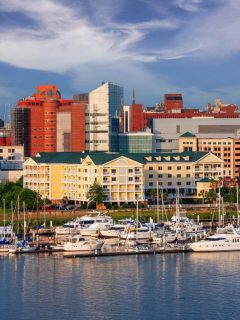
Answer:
top-left (152, 0), bottom-right (240, 60)
top-left (173, 0), bottom-right (204, 12)
top-left (0, 0), bottom-right (180, 73)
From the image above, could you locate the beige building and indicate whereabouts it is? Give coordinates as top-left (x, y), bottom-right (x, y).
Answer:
top-left (179, 132), bottom-right (240, 179)
top-left (0, 145), bottom-right (24, 183)
top-left (24, 151), bottom-right (223, 204)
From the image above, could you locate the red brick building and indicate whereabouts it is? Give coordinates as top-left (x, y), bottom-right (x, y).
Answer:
top-left (12, 85), bottom-right (86, 156)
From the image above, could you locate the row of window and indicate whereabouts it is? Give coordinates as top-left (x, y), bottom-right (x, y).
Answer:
top-left (149, 181), bottom-right (192, 187)
top-left (149, 174), bottom-right (191, 178)
top-left (0, 156), bottom-right (15, 160)
top-left (156, 139), bottom-right (173, 143)
top-left (199, 141), bottom-right (231, 145)
top-left (0, 149), bottom-right (15, 153)
top-left (149, 166), bottom-right (191, 171)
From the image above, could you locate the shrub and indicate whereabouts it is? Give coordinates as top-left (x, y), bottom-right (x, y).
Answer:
top-left (80, 203), bottom-right (87, 209)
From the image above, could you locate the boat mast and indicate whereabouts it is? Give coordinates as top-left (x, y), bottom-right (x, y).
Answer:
top-left (36, 194), bottom-right (39, 243)
top-left (17, 195), bottom-right (20, 236)
top-left (176, 187), bottom-right (179, 219)
top-left (236, 180), bottom-right (239, 224)
top-left (23, 201), bottom-right (26, 241)
top-left (157, 184), bottom-right (159, 224)
top-left (3, 199), bottom-right (5, 239)
top-left (218, 185), bottom-right (221, 227)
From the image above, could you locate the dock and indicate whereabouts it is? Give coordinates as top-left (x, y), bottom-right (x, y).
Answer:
top-left (63, 246), bottom-right (192, 258)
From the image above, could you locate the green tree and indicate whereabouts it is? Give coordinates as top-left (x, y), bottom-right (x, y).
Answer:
top-left (206, 189), bottom-right (217, 204)
top-left (199, 190), bottom-right (208, 204)
top-left (88, 182), bottom-right (105, 205)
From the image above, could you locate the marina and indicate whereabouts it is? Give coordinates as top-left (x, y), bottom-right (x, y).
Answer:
top-left (1, 250), bottom-right (240, 320)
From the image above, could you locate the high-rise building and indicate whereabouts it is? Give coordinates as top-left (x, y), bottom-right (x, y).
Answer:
top-left (86, 82), bottom-right (123, 151)
top-left (11, 85), bottom-right (86, 156)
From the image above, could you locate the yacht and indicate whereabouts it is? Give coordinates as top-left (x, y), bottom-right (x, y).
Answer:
top-left (63, 235), bottom-right (104, 252)
top-left (120, 225), bottom-right (154, 241)
top-left (189, 224), bottom-right (240, 252)
top-left (79, 215), bottom-right (113, 236)
top-left (99, 218), bottom-right (135, 238)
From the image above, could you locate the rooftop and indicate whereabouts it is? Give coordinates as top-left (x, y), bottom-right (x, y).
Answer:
top-left (31, 151), bottom-right (210, 165)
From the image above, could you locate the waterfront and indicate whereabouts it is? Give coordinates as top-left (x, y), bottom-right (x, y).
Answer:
top-left (1, 252), bottom-right (240, 320)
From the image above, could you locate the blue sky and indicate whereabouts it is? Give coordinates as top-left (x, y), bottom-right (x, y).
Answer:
top-left (0, 0), bottom-right (240, 119)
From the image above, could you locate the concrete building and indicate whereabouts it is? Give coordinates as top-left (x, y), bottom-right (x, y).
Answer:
top-left (23, 151), bottom-right (223, 204)
top-left (152, 117), bottom-right (240, 152)
top-left (0, 145), bottom-right (24, 183)
top-left (86, 82), bottom-right (123, 152)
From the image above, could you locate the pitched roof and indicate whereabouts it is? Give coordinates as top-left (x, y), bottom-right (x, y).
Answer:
top-left (32, 152), bottom-right (86, 164)
top-left (180, 132), bottom-right (196, 138)
top-left (31, 151), bottom-right (210, 165)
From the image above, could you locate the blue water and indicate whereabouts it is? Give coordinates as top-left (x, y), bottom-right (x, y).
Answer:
top-left (1, 252), bottom-right (240, 320)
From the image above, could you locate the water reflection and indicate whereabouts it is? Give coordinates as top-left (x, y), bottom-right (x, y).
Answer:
top-left (1, 253), bottom-right (240, 320)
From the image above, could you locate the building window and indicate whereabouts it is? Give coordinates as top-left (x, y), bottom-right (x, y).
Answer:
top-left (128, 169), bottom-right (133, 173)
top-left (186, 174), bottom-right (191, 178)
top-left (177, 182), bottom-right (181, 186)
top-left (149, 182), bottom-right (153, 187)
top-left (167, 166), bottom-right (172, 170)
top-left (168, 174), bottom-right (172, 178)
top-left (158, 166), bottom-right (162, 171)
top-left (149, 174), bottom-right (154, 179)
top-left (112, 177), bottom-right (116, 182)
top-left (186, 166), bottom-right (191, 170)
top-left (186, 182), bottom-right (191, 186)
top-left (158, 174), bottom-right (162, 178)
top-left (149, 167), bottom-right (153, 171)
top-left (128, 177), bottom-right (133, 181)
top-left (177, 174), bottom-right (181, 178)
top-left (0, 149), bottom-right (2, 153)
top-left (177, 166), bottom-right (181, 170)
top-left (168, 182), bottom-right (172, 186)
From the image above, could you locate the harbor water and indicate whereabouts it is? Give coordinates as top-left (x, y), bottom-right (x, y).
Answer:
top-left (1, 252), bottom-right (240, 320)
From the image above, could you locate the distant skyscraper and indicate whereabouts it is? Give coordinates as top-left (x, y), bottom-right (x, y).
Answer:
top-left (86, 82), bottom-right (123, 151)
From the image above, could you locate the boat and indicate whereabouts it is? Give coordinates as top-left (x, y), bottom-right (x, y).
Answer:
top-left (30, 225), bottom-right (55, 236)
top-left (18, 243), bottom-right (38, 253)
top-left (79, 215), bottom-right (113, 236)
top-left (0, 244), bottom-right (17, 253)
top-left (98, 218), bottom-right (135, 238)
top-left (50, 244), bottom-right (65, 252)
top-left (189, 224), bottom-right (240, 252)
top-left (63, 235), bottom-right (104, 252)
top-left (120, 225), bottom-right (153, 241)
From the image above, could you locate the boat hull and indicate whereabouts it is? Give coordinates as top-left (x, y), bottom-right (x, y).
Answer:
top-left (190, 243), bottom-right (240, 252)
top-left (63, 241), bottom-right (104, 252)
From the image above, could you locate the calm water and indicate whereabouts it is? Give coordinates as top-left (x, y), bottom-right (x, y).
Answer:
top-left (1, 252), bottom-right (240, 320)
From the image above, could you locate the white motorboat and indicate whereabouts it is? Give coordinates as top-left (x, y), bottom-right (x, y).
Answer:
top-left (189, 224), bottom-right (240, 252)
top-left (79, 215), bottom-right (113, 236)
top-left (100, 228), bottom-right (121, 238)
top-left (50, 244), bottom-right (65, 251)
top-left (55, 225), bottom-right (80, 236)
top-left (0, 244), bottom-right (16, 253)
top-left (120, 225), bottom-right (154, 241)
top-left (63, 236), bottom-right (104, 252)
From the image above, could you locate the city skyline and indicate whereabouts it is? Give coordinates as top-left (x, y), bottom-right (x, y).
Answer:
top-left (1, 0), bottom-right (240, 118)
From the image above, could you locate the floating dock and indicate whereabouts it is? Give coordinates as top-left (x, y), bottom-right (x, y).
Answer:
top-left (63, 246), bottom-right (192, 258)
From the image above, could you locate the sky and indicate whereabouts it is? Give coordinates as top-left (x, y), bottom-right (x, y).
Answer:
top-left (1, 0), bottom-right (240, 120)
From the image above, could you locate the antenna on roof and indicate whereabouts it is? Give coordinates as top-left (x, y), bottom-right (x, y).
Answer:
top-left (132, 88), bottom-right (135, 105)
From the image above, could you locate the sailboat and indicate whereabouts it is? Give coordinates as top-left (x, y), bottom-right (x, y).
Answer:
top-left (0, 199), bottom-right (16, 252)
top-left (120, 201), bottom-right (153, 241)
